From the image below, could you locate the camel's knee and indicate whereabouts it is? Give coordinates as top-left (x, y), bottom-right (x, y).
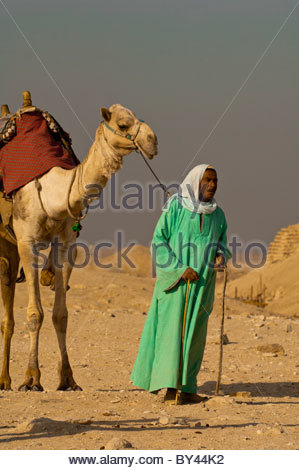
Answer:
top-left (27, 309), bottom-right (44, 332)
top-left (40, 268), bottom-right (55, 287)
top-left (0, 257), bottom-right (11, 286)
top-left (1, 318), bottom-right (15, 337)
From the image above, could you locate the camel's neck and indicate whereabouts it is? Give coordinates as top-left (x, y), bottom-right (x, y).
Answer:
top-left (69, 124), bottom-right (124, 210)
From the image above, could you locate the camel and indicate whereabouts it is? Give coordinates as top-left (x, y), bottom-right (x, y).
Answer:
top-left (0, 104), bottom-right (21, 391)
top-left (0, 93), bottom-right (158, 391)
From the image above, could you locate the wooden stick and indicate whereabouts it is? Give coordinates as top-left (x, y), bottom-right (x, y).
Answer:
top-left (175, 280), bottom-right (190, 405)
top-left (215, 269), bottom-right (228, 395)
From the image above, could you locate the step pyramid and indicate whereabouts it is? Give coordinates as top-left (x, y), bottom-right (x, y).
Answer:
top-left (267, 223), bottom-right (299, 262)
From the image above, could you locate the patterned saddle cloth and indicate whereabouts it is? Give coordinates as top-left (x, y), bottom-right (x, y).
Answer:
top-left (0, 107), bottom-right (80, 195)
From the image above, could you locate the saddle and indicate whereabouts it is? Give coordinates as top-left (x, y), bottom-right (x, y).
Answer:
top-left (0, 91), bottom-right (79, 196)
top-left (0, 92), bottom-right (79, 245)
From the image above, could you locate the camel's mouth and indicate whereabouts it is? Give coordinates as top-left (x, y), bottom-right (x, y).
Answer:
top-left (136, 143), bottom-right (157, 160)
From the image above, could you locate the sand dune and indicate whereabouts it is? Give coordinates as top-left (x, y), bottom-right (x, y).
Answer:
top-left (225, 248), bottom-right (299, 317)
top-left (100, 244), bottom-right (153, 278)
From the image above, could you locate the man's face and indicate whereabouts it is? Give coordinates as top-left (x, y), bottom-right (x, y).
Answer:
top-left (198, 169), bottom-right (218, 202)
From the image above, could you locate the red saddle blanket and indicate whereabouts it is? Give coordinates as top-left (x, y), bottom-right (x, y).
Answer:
top-left (0, 111), bottom-right (80, 194)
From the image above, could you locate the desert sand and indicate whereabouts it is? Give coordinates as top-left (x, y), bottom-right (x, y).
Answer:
top-left (0, 247), bottom-right (298, 451)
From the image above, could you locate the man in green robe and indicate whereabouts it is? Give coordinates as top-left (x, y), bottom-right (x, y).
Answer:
top-left (131, 164), bottom-right (231, 404)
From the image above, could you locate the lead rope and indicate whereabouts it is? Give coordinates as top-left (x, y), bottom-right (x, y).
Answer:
top-left (137, 150), bottom-right (171, 198)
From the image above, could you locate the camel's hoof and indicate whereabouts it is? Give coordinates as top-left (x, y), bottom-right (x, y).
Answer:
top-left (18, 384), bottom-right (31, 392)
top-left (18, 383), bottom-right (43, 392)
top-left (40, 269), bottom-right (55, 287)
top-left (31, 384), bottom-right (44, 392)
top-left (57, 384), bottom-right (83, 391)
top-left (0, 379), bottom-right (12, 391)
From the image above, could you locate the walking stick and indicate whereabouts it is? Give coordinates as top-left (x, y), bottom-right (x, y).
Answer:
top-left (215, 268), bottom-right (228, 395)
top-left (175, 279), bottom-right (190, 405)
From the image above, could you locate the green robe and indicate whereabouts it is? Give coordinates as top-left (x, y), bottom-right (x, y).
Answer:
top-left (131, 198), bottom-right (231, 393)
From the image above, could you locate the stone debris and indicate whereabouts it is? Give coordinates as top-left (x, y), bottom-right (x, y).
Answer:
top-left (222, 334), bottom-right (230, 345)
top-left (254, 344), bottom-right (285, 355)
top-left (210, 396), bottom-right (235, 405)
top-left (231, 391), bottom-right (252, 398)
top-left (286, 324), bottom-right (293, 333)
top-left (175, 418), bottom-right (188, 426)
top-left (192, 421), bottom-right (202, 428)
top-left (111, 398), bottom-right (121, 404)
top-left (104, 437), bottom-right (133, 450)
top-left (210, 334), bottom-right (230, 345)
top-left (159, 415), bottom-right (178, 425)
top-left (102, 411), bottom-right (120, 417)
top-left (74, 419), bottom-right (92, 425)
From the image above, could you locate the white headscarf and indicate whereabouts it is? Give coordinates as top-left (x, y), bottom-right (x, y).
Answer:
top-left (163, 164), bottom-right (217, 214)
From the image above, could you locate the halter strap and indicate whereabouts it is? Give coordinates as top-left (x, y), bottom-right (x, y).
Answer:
top-left (103, 119), bottom-right (144, 145)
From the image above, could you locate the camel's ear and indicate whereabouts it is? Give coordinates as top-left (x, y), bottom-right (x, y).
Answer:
top-left (100, 107), bottom-right (112, 122)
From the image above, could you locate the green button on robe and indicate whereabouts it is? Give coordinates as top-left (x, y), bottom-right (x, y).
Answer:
top-left (131, 198), bottom-right (231, 393)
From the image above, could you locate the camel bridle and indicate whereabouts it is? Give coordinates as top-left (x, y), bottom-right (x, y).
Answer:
top-left (103, 119), bottom-right (143, 148)
top-left (103, 119), bottom-right (170, 198)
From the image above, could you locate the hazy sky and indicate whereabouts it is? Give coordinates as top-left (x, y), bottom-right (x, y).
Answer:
top-left (1, 0), bottom-right (298, 251)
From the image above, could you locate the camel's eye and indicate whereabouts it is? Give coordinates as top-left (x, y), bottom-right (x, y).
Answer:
top-left (118, 124), bottom-right (128, 131)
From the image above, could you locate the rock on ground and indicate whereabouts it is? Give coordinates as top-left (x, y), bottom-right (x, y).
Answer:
top-left (105, 438), bottom-right (133, 450)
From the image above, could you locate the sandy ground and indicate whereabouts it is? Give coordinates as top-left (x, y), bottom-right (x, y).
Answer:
top-left (0, 265), bottom-right (298, 450)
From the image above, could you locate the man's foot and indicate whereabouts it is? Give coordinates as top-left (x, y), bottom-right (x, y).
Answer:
top-left (163, 388), bottom-right (178, 402)
top-left (180, 392), bottom-right (209, 404)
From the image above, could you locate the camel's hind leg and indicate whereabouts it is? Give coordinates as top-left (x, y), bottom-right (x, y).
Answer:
top-left (52, 243), bottom-right (82, 391)
top-left (17, 242), bottom-right (44, 391)
top-left (0, 241), bottom-right (19, 390)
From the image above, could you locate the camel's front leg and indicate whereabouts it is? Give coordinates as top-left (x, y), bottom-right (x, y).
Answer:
top-left (18, 242), bottom-right (44, 391)
top-left (0, 243), bottom-right (19, 390)
top-left (53, 243), bottom-right (82, 391)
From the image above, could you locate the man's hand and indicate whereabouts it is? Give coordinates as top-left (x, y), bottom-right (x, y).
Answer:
top-left (214, 254), bottom-right (226, 269)
top-left (182, 267), bottom-right (199, 282)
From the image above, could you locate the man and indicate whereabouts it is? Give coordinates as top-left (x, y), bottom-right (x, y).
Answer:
top-left (131, 164), bottom-right (231, 404)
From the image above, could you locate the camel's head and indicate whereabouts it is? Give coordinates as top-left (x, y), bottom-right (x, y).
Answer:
top-left (100, 104), bottom-right (158, 159)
